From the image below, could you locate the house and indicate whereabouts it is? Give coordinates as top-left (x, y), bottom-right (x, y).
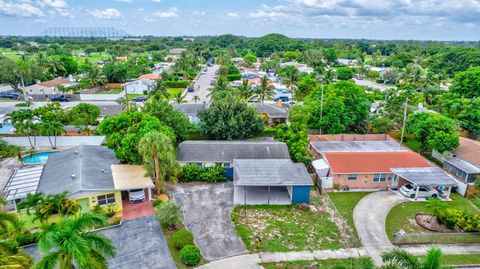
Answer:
top-left (177, 140), bottom-right (291, 177)
top-left (233, 159), bottom-right (313, 205)
top-left (25, 77), bottom-right (78, 95)
top-left (337, 59), bottom-right (359, 66)
top-left (138, 74), bottom-right (160, 80)
top-left (173, 103), bottom-right (205, 123)
top-left (122, 79), bottom-right (156, 94)
top-left (248, 103), bottom-right (289, 125)
top-left (309, 134), bottom-right (457, 199)
top-left (166, 48), bottom-right (187, 61)
top-left (4, 145), bottom-right (154, 213)
top-left (440, 137), bottom-right (480, 184)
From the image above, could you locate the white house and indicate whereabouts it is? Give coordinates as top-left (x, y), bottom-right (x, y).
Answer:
top-left (122, 79), bottom-right (156, 94)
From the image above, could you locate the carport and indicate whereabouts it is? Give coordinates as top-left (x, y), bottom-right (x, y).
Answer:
top-left (111, 164), bottom-right (154, 201)
top-left (391, 167), bottom-right (458, 200)
top-left (233, 159), bottom-right (313, 205)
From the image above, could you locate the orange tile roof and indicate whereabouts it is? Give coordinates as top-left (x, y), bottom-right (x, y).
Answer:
top-left (38, 78), bottom-right (71, 88)
top-left (323, 151), bottom-right (432, 174)
top-left (454, 137), bottom-right (480, 167)
top-left (138, 74), bottom-right (160, 80)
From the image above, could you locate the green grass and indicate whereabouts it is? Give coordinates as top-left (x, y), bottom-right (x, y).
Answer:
top-left (386, 193), bottom-right (480, 243)
top-left (327, 192), bottom-right (371, 246)
top-left (167, 88), bottom-right (183, 98)
top-left (403, 139), bottom-right (422, 152)
top-left (126, 94), bottom-right (145, 99)
top-left (96, 88), bottom-right (123, 94)
top-left (161, 222), bottom-right (206, 268)
top-left (441, 254), bottom-right (480, 265)
top-left (262, 258), bottom-right (374, 269)
top-left (231, 203), bottom-right (343, 252)
top-left (467, 195), bottom-right (480, 210)
top-left (18, 212), bottom-right (41, 230)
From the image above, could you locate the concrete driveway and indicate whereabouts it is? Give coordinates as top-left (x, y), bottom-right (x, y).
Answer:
top-left (169, 183), bottom-right (247, 261)
top-left (353, 191), bottom-right (407, 265)
top-left (184, 64), bottom-right (219, 104)
top-left (25, 215), bottom-right (176, 269)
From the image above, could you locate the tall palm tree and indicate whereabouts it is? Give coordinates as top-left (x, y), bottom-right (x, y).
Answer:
top-left (425, 197), bottom-right (446, 222)
top-left (236, 80), bottom-right (256, 101)
top-left (173, 91), bottom-right (187, 104)
top-left (0, 240), bottom-right (33, 269)
top-left (149, 80), bottom-right (170, 100)
top-left (192, 95), bottom-right (200, 103)
top-left (0, 197), bottom-right (21, 237)
top-left (380, 247), bottom-right (446, 269)
top-left (35, 213), bottom-right (116, 269)
top-left (216, 50), bottom-right (231, 66)
top-left (257, 76), bottom-right (274, 103)
top-left (86, 66), bottom-right (106, 90)
top-left (279, 66), bottom-right (299, 94)
top-left (38, 120), bottom-right (64, 149)
top-left (138, 131), bottom-right (181, 194)
top-left (207, 76), bottom-right (231, 101)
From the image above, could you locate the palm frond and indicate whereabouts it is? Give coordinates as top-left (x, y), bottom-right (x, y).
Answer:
top-left (381, 248), bottom-right (422, 269)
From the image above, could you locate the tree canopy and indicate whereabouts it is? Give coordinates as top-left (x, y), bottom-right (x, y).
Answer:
top-left (450, 66), bottom-right (480, 98)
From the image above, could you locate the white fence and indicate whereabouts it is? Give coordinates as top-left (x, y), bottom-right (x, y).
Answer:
top-left (79, 93), bottom-right (124, 101)
top-left (3, 136), bottom-right (105, 147)
top-left (320, 177), bottom-right (334, 189)
top-left (456, 181), bottom-right (468, 196)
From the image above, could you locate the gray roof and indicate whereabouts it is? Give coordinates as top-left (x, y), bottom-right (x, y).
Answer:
top-left (391, 167), bottom-right (458, 186)
top-left (177, 140), bottom-right (290, 163)
top-left (248, 103), bottom-right (288, 119)
top-left (173, 104), bottom-right (205, 117)
top-left (310, 141), bottom-right (407, 153)
top-left (0, 107), bottom-right (31, 115)
top-left (233, 159), bottom-right (313, 186)
top-left (36, 145), bottom-right (118, 197)
top-left (97, 105), bottom-right (124, 117)
top-left (444, 157), bottom-right (480, 174)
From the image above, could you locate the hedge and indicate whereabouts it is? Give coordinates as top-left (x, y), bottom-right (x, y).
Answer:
top-left (180, 164), bottom-right (226, 183)
top-left (226, 74), bottom-right (242, 81)
top-left (179, 245), bottom-right (201, 266)
top-left (171, 229), bottom-right (194, 250)
top-left (437, 209), bottom-right (480, 232)
top-left (16, 232), bottom-right (39, 246)
top-left (164, 80), bottom-right (189, 88)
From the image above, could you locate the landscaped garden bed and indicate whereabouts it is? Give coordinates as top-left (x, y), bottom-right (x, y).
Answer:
top-left (262, 258), bottom-right (374, 269)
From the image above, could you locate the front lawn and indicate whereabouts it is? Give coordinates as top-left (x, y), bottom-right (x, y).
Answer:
top-left (262, 258), bottom-right (374, 269)
top-left (96, 88), bottom-right (123, 94)
top-left (442, 254), bottom-right (480, 265)
top-left (327, 191), bottom-right (371, 246)
top-left (231, 201), bottom-right (343, 252)
top-left (386, 193), bottom-right (480, 243)
top-left (167, 88), bottom-right (183, 98)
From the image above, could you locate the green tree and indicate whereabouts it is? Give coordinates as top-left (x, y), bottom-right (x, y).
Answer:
top-left (450, 66), bottom-right (480, 98)
top-left (198, 95), bottom-right (264, 140)
top-left (0, 57), bottom-right (22, 92)
top-left (6, 109), bottom-right (39, 148)
top-left (156, 202), bottom-right (182, 230)
top-left (35, 213), bottom-right (116, 269)
top-left (148, 80), bottom-right (170, 100)
top-left (103, 61), bottom-right (128, 83)
top-left (235, 80), bottom-right (256, 101)
top-left (323, 48), bottom-right (337, 64)
top-left (296, 75), bottom-right (318, 100)
top-left (283, 51), bottom-right (299, 61)
top-left (0, 197), bottom-right (21, 237)
top-left (278, 65), bottom-right (299, 93)
top-left (380, 247), bottom-right (447, 269)
top-left (19, 192), bottom-right (80, 225)
top-left (369, 116), bottom-right (395, 134)
top-left (38, 120), bottom-right (64, 149)
top-left (142, 98), bottom-right (191, 141)
top-left (67, 103), bottom-right (101, 133)
top-left (336, 66), bottom-right (354, 80)
top-left (138, 131), bottom-right (181, 194)
top-left (256, 75), bottom-right (274, 103)
top-left (0, 240), bottom-right (33, 269)
top-left (243, 53), bottom-right (257, 67)
top-left (173, 91), bottom-right (188, 104)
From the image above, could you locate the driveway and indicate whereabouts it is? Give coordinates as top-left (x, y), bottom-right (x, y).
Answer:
top-left (183, 64), bottom-right (219, 104)
top-left (169, 183), bottom-right (247, 261)
top-left (353, 191), bottom-right (407, 265)
top-left (24, 215), bottom-right (176, 269)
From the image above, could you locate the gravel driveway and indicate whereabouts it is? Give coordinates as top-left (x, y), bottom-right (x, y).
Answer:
top-left (170, 183), bottom-right (247, 261)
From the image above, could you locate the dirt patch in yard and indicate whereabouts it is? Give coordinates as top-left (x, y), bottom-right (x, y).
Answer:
top-left (415, 214), bottom-right (462, 233)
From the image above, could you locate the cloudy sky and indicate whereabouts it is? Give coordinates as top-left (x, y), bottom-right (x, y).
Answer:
top-left (0, 0), bottom-right (479, 40)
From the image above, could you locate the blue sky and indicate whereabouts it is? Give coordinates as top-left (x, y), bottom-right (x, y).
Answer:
top-left (0, 0), bottom-right (479, 40)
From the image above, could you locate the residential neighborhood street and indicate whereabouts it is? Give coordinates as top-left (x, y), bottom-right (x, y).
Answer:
top-left (353, 78), bottom-right (395, 92)
top-left (184, 64), bottom-right (219, 104)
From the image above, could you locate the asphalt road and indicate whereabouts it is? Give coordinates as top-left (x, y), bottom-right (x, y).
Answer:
top-left (353, 78), bottom-right (396, 92)
top-left (184, 64), bottom-right (219, 104)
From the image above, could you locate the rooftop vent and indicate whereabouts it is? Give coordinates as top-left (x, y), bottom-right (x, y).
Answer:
top-left (74, 150), bottom-right (79, 155)
top-left (71, 174), bottom-right (76, 180)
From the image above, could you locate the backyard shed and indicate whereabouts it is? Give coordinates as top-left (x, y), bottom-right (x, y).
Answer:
top-left (233, 159), bottom-right (313, 205)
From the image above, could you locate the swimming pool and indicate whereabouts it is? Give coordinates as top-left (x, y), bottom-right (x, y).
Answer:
top-left (22, 151), bottom-right (57, 164)
top-left (0, 123), bottom-right (14, 134)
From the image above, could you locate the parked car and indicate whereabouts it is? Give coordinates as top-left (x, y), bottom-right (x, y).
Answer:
top-left (131, 96), bottom-right (148, 102)
top-left (0, 91), bottom-right (19, 100)
top-left (399, 183), bottom-right (438, 198)
top-left (210, 79), bottom-right (216, 86)
top-left (273, 96), bottom-right (289, 102)
top-left (187, 85), bottom-right (195, 92)
top-left (128, 189), bottom-right (145, 203)
top-left (50, 95), bottom-right (70, 102)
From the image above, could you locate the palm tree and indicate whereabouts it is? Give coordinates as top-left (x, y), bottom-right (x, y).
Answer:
top-left (38, 120), bottom-right (64, 149)
top-left (216, 50), bottom-right (231, 66)
top-left (35, 213), bottom-right (116, 269)
top-left (138, 131), bottom-right (181, 194)
top-left (86, 66), bottom-right (106, 90)
top-left (236, 80), bottom-right (256, 101)
top-left (192, 95), bottom-right (200, 103)
top-left (0, 197), bottom-right (21, 237)
top-left (380, 247), bottom-right (447, 269)
top-left (173, 91), bottom-right (187, 104)
top-left (149, 80), bottom-right (170, 100)
top-left (279, 66), bottom-right (299, 94)
top-left (207, 76), bottom-right (231, 100)
top-left (425, 197), bottom-right (446, 222)
top-left (18, 192), bottom-right (80, 225)
top-left (0, 240), bottom-right (33, 269)
top-left (257, 76), bottom-right (274, 103)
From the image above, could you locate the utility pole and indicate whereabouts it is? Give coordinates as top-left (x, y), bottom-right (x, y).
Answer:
top-left (400, 97), bottom-right (408, 144)
top-left (319, 84), bottom-right (324, 134)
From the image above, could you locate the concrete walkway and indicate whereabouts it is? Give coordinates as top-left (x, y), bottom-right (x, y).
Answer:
top-left (353, 191), bottom-right (407, 265)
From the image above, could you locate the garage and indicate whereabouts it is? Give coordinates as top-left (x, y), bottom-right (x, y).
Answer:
top-left (233, 159), bottom-right (313, 205)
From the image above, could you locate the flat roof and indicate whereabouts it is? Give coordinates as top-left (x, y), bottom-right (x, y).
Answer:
top-left (4, 166), bottom-right (44, 201)
top-left (391, 167), bottom-right (458, 186)
top-left (111, 165), bottom-right (154, 190)
top-left (310, 141), bottom-right (406, 153)
top-left (233, 159), bottom-right (313, 186)
top-left (444, 157), bottom-right (480, 174)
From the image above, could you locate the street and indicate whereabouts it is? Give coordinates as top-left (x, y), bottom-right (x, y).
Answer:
top-left (353, 78), bottom-right (396, 92)
top-left (183, 64), bottom-right (219, 104)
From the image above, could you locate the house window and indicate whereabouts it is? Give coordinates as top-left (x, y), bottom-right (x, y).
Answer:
top-left (195, 163), bottom-right (203, 167)
top-left (97, 193), bottom-right (116, 205)
top-left (373, 173), bottom-right (387, 182)
top-left (347, 174), bottom-right (357, 180)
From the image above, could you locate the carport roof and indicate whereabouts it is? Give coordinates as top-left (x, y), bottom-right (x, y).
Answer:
top-left (111, 164), bottom-right (154, 190)
top-left (233, 159), bottom-right (313, 186)
top-left (444, 157), bottom-right (480, 174)
top-left (391, 167), bottom-right (458, 186)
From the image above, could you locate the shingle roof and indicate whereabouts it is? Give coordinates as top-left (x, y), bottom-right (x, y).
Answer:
top-left (96, 105), bottom-right (124, 117)
top-left (177, 140), bottom-right (290, 163)
top-left (173, 104), bottom-right (205, 117)
top-left (36, 145), bottom-right (118, 197)
top-left (248, 103), bottom-right (288, 119)
top-left (453, 137), bottom-right (480, 167)
top-left (310, 141), bottom-right (407, 153)
top-left (323, 151), bottom-right (432, 174)
top-left (233, 159), bottom-right (313, 186)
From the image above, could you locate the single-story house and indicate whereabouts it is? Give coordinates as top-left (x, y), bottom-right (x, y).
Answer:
top-left (233, 159), bottom-right (313, 205)
top-left (173, 104), bottom-right (205, 123)
top-left (177, 140), bottom-right (291, 177)
top-left (248, 103), bottom-right (289, 125)
top-left (96, 105), bottom-right (124, 121)
top-left (25, 77), bottom-right (79, 95)
top-left (122, 78), bottom-right (156, 94)
top-left (442, 137), bottom-right (480, 184)
top-left (138, 74), bottom-right (160, 80)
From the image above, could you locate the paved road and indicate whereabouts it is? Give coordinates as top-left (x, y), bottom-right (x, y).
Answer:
top-left (184, 64), bottom-right (219, 104)
top-left (353, 191), bottom-right (407, 265)
top-left (169, 183), bottom-right (247, 261)
top-left (354, 78), bottom-right (396, 92)
top-left (0, 101), bottom-right (119, 108)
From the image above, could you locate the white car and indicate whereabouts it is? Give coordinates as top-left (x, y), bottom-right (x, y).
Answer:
top-left (128, 189), bottom-right (146, 203)
top-left (399, 184), bottom-right (438, 199)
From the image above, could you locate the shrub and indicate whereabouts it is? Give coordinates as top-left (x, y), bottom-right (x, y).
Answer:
top-left (180, 164), bottom-right (226, 183)
top-left (164, 80), bottom-right (189, 88)
top-left (226, 74), bottom-right (242, 81)
top-left (152, 199), bottom-right (163, 207)
top-left (180, 164), bottom-right (203, 182)
top-left (156, 202), bottom-right (182, 230)
top-left (104, 203), bottom-right (118, 218)
top-left (15, 232), bottom-right (39, 246)
top-left (179, 245), bottom-right (201, 266)
top-left (171, 229), bottom-right (194, 250)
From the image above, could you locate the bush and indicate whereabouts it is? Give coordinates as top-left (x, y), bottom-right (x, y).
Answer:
top-left (0, 139), bottom-right (21, 158)
top-left (15, 232), bottom-right (39, 246)
top-left (180, 164), bottom-right (203, 182)
top-left (164, 80), bottom-right (189, 88)
top-left (226, 74), bottom-right (242, 81)
top-left (104, 203), bottom-right (118, 218)
top-left (152, 199), bottom-right (163, 207)
top-left (180, 164), bottom-right (226, 183)
top-left (171, 229), bottom-right (194, 250)
top-left (179, 245), bottom-right (201, 266)
top-left (156, 202), bottom-right (182, 229)
top-left (437, 208), bottom-right (480, 231)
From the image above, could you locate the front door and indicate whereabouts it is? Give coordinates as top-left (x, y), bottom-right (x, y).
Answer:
top-left (77, 198), bottom-right (90, 214)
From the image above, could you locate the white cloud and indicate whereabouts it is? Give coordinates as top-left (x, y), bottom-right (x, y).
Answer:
top-left (88, 8), bottom-right (122, 19)
top-left (193, 11), bottom-right (205, 15)
top-left (39, 0), bottom-right (73, 18)
top-left (227, 12), bottom-right (239, 17)
top-left (0, 1), bottom-right (45, 17)
top-left (151, 7), bottom-right (178, 18)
